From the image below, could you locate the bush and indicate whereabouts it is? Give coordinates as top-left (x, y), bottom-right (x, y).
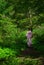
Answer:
top-left (32, 26), bottom-right (44, 52)
top-left (15, 30), bottom-right (27, 50)
top-left (1, 57), bottom-right (42, 65)
top-left (0, 0), bottom-right (7, 13)
top-left (0, 47), bottom-right (15, 60)
top-left (0, 16), bottom-right (18, 48)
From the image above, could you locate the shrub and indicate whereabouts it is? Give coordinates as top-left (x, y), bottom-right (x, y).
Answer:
top-left (32, 26), bottom-right (44, 52)
top-left (0, 16), bottom-right (18, 48)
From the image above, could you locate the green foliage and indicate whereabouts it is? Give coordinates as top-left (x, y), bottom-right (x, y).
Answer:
top-left (0, 57), bottom-right (42, 65)
top-left (15, 30), bottom-right (27, 50)
top-left (0, 15), bottom-right (18, 47)
top-left (32, 26), bottom-right (44, 52)
top-left (0, 0), bottom-right (44, 65)
top-left (0, 0), bottom-right (7, 13)
top-left (0, 47), bottom-right (15, 59)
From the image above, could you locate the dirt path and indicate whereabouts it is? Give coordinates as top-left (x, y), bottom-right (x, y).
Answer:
top-left (18, 47), bottom-right (41, 58)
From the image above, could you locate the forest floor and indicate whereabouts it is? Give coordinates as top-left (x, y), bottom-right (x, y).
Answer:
top-left (17, 47), bottom-right (44, 65)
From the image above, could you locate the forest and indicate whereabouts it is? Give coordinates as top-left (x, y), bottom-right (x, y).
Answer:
top-left (0, 0), bottom-right (44, 65)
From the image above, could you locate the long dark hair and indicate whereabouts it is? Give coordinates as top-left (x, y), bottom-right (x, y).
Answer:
top-left (28, 27), bottom-right (33, 31)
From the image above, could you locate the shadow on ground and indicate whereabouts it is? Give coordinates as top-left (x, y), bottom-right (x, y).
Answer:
top-left (18, 47), bottom-right (44, 58)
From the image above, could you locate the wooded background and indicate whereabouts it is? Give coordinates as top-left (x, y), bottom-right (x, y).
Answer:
top-left (0, 0), bottom-right (44, 65)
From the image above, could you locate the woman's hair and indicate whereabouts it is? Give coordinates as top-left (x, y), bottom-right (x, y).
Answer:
top-left (28, 27), bottom-right (33, 31)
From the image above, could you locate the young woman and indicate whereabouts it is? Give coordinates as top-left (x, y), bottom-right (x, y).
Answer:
top-left (26, 30), bottom-right (32, 47)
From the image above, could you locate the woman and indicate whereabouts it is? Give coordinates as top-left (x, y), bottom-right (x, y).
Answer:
top-left (26, 30), bottom-right (32, 47)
